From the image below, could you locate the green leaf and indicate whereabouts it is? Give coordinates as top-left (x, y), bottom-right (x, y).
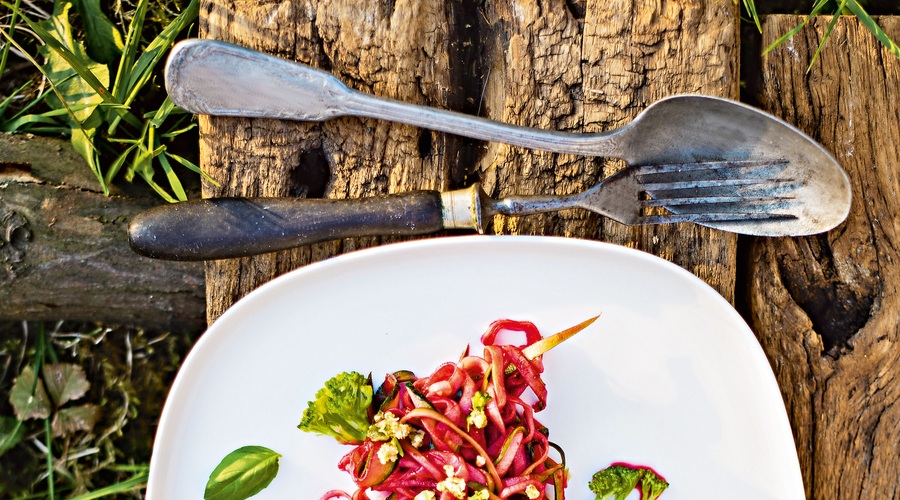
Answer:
top-left (149, 96), bottom-right (176, 128)
top-left (74, 0), bottom-right (124, 64)
top-left (0, 416), bottom-right (25, 457)
top-left (204, 446), bottom-right (281, 500)
top-left (1, 113), bottom-right (64, 132)
top-left (105, 143), bottom-right (138, 186)
top-left (8, 366), bottom-right (52, 421)
top-left (166, 151), bottom-right (219, 185)
top-left (157, 150), bottom-right (188, 201)
top-left (41, 363), bottom-right (90, 407)
top-left (71, 125), bottom-right (108, 194)
top-left (36, 1), bottom-right (110, 125)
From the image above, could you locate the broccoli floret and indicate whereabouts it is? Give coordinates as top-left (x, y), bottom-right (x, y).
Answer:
top-left (589, 464), bottom-right (669, 500)
top-left (298, 371), bottom-right (373, 444)
top-left (589, 465), bottom-right (642, 500)
top-left (638, 469), bottom-right (669, 500)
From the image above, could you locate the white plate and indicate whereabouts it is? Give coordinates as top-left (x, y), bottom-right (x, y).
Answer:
top-left (147, 236), bottom-right (804, 500)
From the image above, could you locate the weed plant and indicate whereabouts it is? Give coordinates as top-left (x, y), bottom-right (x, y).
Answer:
top-left (0, 321), bottom-right (196, 498)
top-left (0, 0), bottom-right (205, 201)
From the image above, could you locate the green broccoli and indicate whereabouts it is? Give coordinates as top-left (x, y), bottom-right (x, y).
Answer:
top-left (589, 464), bottom-right (669, 500)
top-left (638, 468), bottom-right (669, 500)
top-left (589, 465), bottom-right (643, 500)
top-left (298, 371), bottom-right (373, 444)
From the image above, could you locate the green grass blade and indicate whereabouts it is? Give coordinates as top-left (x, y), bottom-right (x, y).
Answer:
top-left (0, 79), bottom-right (35, 116)
top-left (139, 173), bottom-right (179, 202)
top-left (157, 149), bottom-right (188, 201)
top-left (763, 0), bottom-right (831, 55)
top-left (166, 151), bottom-right (219, 185)
top-left (0, 0), bottom-right (22, 78)
top-left (1, 113), bottom-right (64, 132)
top-left (104, 143), bottom-right (138, 186)
top-left (740, 0), bottom-right (762, 33)
top-left (159, 122), bottom-right (197, 138)
top-left (112, 0), bottom-right (149, 103)
top-left (66, 470), bottom-right (149, 499)
top-left (149, 96), bottom-right (176, 127)
top-left (808, 0), bottom-right (848, 70)
top-left (846, 0), bottom-right (900, 60)
top-left (123, 0), bottom-right (198, 106)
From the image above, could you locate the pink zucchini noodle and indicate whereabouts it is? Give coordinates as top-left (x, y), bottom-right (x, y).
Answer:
top-left (325, 319), bottom-right (567, 500)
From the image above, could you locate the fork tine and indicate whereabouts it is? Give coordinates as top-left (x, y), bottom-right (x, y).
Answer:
top-left (640, 212), bottom-right (798, 225)
top-left (642, 194), bottom-right (796, 207)
top-left (630, 160), bottom-right (799, 225)
top-left (642, 177), bottom-right (797, 192)
top-left (634, 159), bottom-right (789, 176)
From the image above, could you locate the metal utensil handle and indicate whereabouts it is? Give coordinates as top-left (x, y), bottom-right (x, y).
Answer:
top-left (128, 192), bottom-right (444, 261)
top-left (165, 39), bottom-right (618, 156)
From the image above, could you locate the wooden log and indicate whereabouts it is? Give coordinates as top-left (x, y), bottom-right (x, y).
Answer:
top-left (199, 0), bottom-right (741, 324)
top-left (751, 16), bottom-right (900, 499)
top-left (0, 133), bottom-right (206, 331)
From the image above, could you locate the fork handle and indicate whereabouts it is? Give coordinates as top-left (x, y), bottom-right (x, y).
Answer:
top-left (128, 192), bottom-right (449, 261)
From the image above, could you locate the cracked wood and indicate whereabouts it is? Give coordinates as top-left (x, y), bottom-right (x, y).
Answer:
top-left (199, 0), bottom-right (740, 324)
top-left (751, 15), bottom-right (900, 500)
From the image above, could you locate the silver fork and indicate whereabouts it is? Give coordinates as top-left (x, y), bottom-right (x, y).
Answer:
top-left (444, 159), bottom-right (795, 230)
top-left (128, 159), bottom-right (795, 261)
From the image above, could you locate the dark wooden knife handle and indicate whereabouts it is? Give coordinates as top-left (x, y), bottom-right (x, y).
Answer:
top-left (128, 191), bottom-right (444, 260)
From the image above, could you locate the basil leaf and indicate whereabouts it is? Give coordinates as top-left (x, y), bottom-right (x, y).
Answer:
top-left (204, 446), bottom-right (281, 500)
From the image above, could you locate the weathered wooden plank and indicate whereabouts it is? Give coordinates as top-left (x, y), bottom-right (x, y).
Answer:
top-left (0, 133), bottom-right (205, 331)
top-left (480, 0), bottom-right (741, 300)
top-left (752, 15), bottom-right (900, 499)
top-left (199, 0), bottom-right (741, 324)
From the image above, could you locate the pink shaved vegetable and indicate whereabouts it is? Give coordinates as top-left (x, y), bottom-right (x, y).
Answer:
top-left (303, 316), bottom-right (599, 500)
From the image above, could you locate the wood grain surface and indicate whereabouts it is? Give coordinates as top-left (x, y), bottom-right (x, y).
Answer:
top-left (752, 15), bottom-right (900, 499)
top-left (198, 0), bottom-right (740, 324)
top-left (0, 133), bottom-right (205, 331)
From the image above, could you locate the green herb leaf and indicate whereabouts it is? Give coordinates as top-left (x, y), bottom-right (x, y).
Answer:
top-left (205, 446), bottom-right (281, 500)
